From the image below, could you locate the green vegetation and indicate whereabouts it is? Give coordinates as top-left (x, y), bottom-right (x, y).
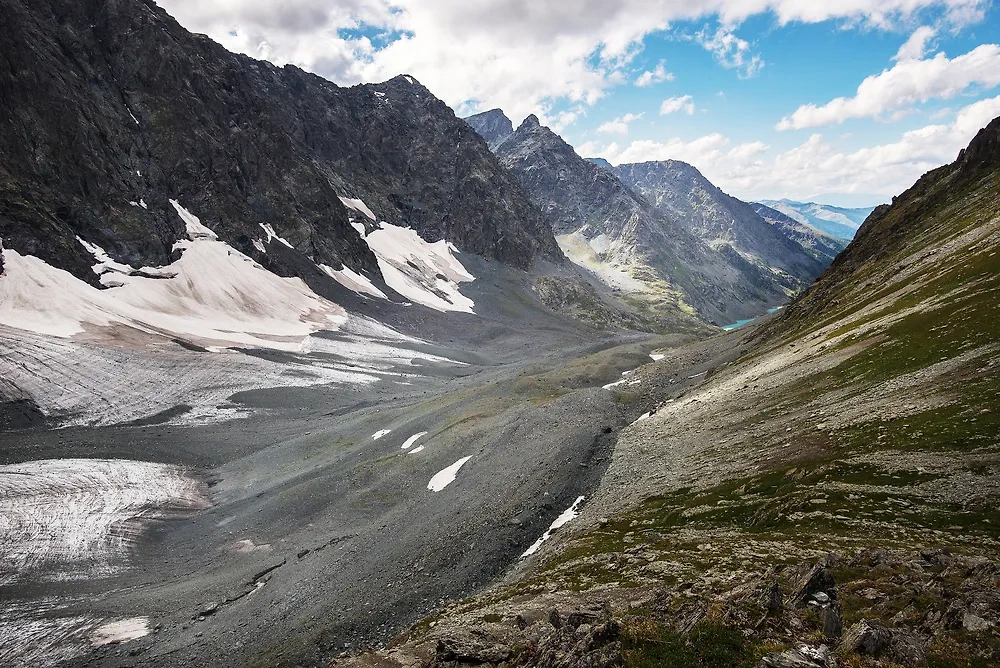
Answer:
top-left (622, 621), bottom-right (762, 668)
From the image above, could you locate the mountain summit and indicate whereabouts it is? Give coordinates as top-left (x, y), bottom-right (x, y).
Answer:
top-left (0, 0), bottom-right (561, 290)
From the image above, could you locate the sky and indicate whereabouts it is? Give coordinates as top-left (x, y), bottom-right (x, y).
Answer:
top-left (158, 0), bottom-right (1000, 207)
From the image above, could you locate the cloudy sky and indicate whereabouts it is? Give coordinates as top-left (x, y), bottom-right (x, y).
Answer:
top-left (159, 0), bottom-right (1000, 206)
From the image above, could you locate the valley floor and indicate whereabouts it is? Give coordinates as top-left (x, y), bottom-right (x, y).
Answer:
top-left (0, 308), bottom-right (718, 668)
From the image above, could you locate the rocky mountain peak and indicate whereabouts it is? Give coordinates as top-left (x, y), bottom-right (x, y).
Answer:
top-left (463, 108), bottom-right (514, 149)
top-left (0, 0), bottom-right (563, 285)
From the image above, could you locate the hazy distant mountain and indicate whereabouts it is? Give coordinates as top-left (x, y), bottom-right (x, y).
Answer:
top-left (757, 199), bottom-right (876, 240)
top-left (752, 203), bottom-right (849, 264)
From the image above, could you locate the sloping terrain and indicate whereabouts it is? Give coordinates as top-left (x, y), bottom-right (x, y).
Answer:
top-left (468, 113), bottom-right (796, 326)
top-left (0, 0), bottom-right (561, 291)
top-left (611, 160), bottom-right (829, 291)
top-left (339, 117), bottom-right (1000, 668)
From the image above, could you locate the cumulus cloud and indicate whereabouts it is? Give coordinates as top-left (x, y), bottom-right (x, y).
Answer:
top-left (598, 112), bottom-right (645, 135)
top-left (660, 95), bottom-right (696, 115)
top-left (894, 26), bottom-right (937, 61)
top-left (588, 96), bottom-right (1000, 200)
top-left (159, 0), bottom-right (989, 122)
top-left (777, 43), bottom-right (1000, 130)
top-left (635, 61), bottom-right (675, 87)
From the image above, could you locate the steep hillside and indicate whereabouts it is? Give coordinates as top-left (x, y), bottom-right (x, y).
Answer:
top-left (758, 199), bottom-right (876, 241)
top-left (340, 117), bottom-right (1000, 668)
top-left (473, 113), bottom-right (797, 326)
top-left (612, 160), bottom-right (830, 291)
top-left (0, 0), bottom-right (561, 290)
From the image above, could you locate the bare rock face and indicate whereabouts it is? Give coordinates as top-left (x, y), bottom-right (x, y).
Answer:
top-left (759, 644), bottom-right (834, 668)
top-left (612, 160), bottom-right (830, 292)
top-left (467, 112), bottom-right (796, 325)
top-left (0, 0), bottom-right (562, 287)
top-left (464, 109), bottom-right (515, 150)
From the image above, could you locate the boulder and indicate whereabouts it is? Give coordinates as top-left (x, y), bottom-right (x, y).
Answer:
top-left (838, 619), bottom-right (891, 657)
top-left (759, 644), bottom-right (834, 667)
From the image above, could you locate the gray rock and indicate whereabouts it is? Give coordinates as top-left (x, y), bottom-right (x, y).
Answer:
top-left (889, 629), bottom-right (928, 667)
top-left (822, 601), bottom-right (843, 639)
top-left (793, 565), bottom-right (837, 608)
top-left (963, 612), bottom-right (994, 632)
top-left (839, 619), bottom-right (892, 656)
top-left (759, 644), bottom-right (834, 667)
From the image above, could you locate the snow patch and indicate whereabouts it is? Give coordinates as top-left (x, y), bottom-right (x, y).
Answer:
top-left (409, 445), bottom-right (425, 454)
top-left (372, 429), bottom-right (392, 441)
top-left (400, 432), bottom-right (428, 450)
top-left (76, 237), bottom-right (134, 281)
top-left (650, 354), bottom-right (665, 361)
top-left (339, 197), bottom-right (377, 222)
top-left (90, 618), bottom-right (149, 646)
top-left (362, 222), bottom-right (475, 313)
top-left (522, 496), bottom-right (585, 557)
top-left (428, 456), bottom-right (472, 492)
top-left (320, 263), bottom-right (388, 300)
top-left (259, 223), bottom-right (293, 248)
top-left (169, 199), bottom-right (217, 240)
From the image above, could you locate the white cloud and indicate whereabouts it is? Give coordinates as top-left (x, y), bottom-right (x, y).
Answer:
top-left (159, 0), bottom-right (988, 124)
top-left (598, 112), bottom-right (645, 135)
top-left (894, 26), bottom-right (937, 61)
top-left (778, 43), bottom-right (1000, 130)
top-left (635, 61), bottom-right (675, 87)
top-left (660, 95), bottom-right (696, 115)
top-left (586, 96), bottom-right (1000, 201)
top-left (696, 26), bottom-right (763, 78)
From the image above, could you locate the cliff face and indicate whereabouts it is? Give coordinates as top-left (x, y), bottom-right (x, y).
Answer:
top-left (613, 160), bottom-right (830, 291)
top-left (0, 0), bottom-right (562, 286)
top-left (465, 109), bottom-right (515, 150)
top-left (479, 114), bottom-right (796, 325)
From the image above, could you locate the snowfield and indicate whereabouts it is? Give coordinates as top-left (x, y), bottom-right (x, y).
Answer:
top-left (0, 201), bottom-right (475, 427)
top-left (0, 201), bottom-right (347, 351)
top-left (336, 195), bottom-right (476, 313)
top-left (0, 458), bottom-right (210, 584)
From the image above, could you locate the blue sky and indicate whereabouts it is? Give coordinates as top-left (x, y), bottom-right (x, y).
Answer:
top-left (161, 0), bottom-right (1000, 205)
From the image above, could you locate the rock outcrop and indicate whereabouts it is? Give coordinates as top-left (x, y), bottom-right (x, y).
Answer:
top-left (0, 0), bottom-right (562, 288)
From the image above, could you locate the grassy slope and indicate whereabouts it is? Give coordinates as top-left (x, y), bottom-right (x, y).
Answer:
top-left (333, 123), bottom-right (1000, 668)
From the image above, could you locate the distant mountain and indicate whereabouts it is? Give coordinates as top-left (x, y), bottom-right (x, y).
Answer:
top-left (469, 112), bottom-right (800, 325)
top-left (464, 109), bottom-right (514, 150)
top-left (752, 203), bottom-right (849, 264)
top-left (611, 160), bottom-right (831, 288)
top-left (0, 0), bottom-right (562, 293)
top-left (586, 157), bottom-right (615, 171)
top-left (757, 199), bottom-right (876, 241)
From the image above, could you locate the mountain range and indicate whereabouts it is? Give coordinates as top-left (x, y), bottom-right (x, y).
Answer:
top-left (3, 2), bottom-right (999, 668)
top-left (756, 199), bottom-right (876, 240)
top-left (466, 108), bottom-right (843, 325)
